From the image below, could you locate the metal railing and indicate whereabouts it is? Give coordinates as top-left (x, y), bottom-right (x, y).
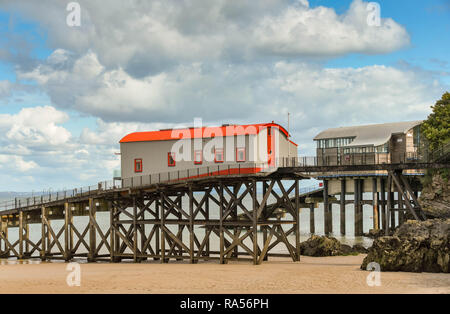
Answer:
top-left (275, 151), bottom-right (439, 168)
top-left (0, 162), bottom-right (269, 212)
top-left (2, 144), bottom-right (447, 212)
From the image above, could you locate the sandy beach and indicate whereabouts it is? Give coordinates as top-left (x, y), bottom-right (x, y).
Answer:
top-left (0, 255), bottom-right (448, 294)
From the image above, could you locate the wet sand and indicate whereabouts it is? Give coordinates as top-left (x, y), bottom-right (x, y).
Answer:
top-left (0, 255), bottom-right (449, 294)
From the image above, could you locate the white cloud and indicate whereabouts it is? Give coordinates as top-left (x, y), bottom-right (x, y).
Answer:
top-left (0, 155), bottom-right (38, 172)
top-left (0, 106), bottom-right (71, 147)
top-left (253, 0), bottom-right (409, 57)
top-left (5, 0), bottom-right (409, 77)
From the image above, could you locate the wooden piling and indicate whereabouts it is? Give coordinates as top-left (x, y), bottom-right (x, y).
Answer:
top-left (398, 191), bottom-right (404, 225)
top-left (64, 202), bottom-right (72, 261)
top-left (386, 175), bottom-right (392, 235)
top-left (252, 180), bottom-right (258, 265)
top-left (340, 179), bottom-right (346, 235)
top-left (295, 179), bottom-right (300, 261)
top-left (219, 182), bottom-right (224, 264)
top-left (372, 178), bottom-right (379, 230)
top-left (41, 206), bottom-right (46, 260)
top-left (380, 177), bottom-right (386, 231)
top-left (310, 203), bottom-right (315, 234)
top-left (88, 198), bottom-right (96, 262)
top-left (160, 192), bottom-right (166, 263)
top-left (19, 210), bottom-right (24, 259)
top-left (390, 191), bottom-right (396, 229)
top-left (189, 185), bottom-right (195, 264)
top-left (354, 179), bottom-right (360, 236)
top-left (132, 196), bottom-right (138, 262)
top-left (323, 180), bottom-right (331, 235)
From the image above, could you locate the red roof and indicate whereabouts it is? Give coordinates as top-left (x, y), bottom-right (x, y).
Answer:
top-left (120, 122), bottom-right (298, 146)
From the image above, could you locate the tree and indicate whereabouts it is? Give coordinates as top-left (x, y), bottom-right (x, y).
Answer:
top-left (421, 92), bottom-right (450, 150)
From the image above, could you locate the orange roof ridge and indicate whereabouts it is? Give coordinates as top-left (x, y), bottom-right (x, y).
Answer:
top-left (119, 122), bottom-right (295, 144)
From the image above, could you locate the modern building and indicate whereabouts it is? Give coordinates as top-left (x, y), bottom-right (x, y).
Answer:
top-left (313, 120), bottom-right (423, 166)
top-left (119, 122), bottom-right (298, 180)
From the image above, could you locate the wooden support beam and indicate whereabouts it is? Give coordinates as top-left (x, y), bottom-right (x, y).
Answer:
top-left (64, 202), bottom-right (72, 261)
top-left (153, 198), bottom-right (161, 261)
top-left (390, 191), bottom-right (396, 228)
top-left (340, 179), bottom-right (346, 235)
top-left (19, 210), bottom-right (24, 259)
top-left (398, 191), bottom-right (404, 225)
top-left (88, 198), bottom-right (96, 262)
top-left (323, 180), bottom-right (331, 235)
top-left (386, 175), bottom-right (392, 235)
top-left (109, 201), bottom-right (116, 262)
top-left (133, 196), bottom-right (138, 262)
top-left (380, 177), bottom-right (386, 231)
top-left (372, 178), bottom-right (379, 230)
top-left (41, 206), bottom-right (46, 260)
top-left (252, 180), bottom-right (258, 265)
top-left (219, 182), bottom-right (225, 264)
top-left (354, 179), bottom-right (360, 236)
top-left (295, 179), bottom-right (300, 261)
top-left (189, 185), bottom-right (195, 264)
top-left (160, 192), bottom-right (166, 263)
top-left (310, 203), bottom-right (315, 234)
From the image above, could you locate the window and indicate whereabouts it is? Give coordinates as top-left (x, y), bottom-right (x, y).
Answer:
top-left (168, 152), bottom-right (176, 167)
top-left (194, 150), bottom-right (202, 165)
top-left (214, 148), bottom-right (224, 163)
top-left (134, 158), bottom-right (143, 173)
top-left (236, 148), bottom-right (246, 162)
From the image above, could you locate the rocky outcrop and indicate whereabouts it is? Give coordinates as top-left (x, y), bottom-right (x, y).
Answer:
top-left (361, 219), bottom-right (450, 273)
top-left (300, 235), bottom-right (367, 257)
top-left (419, 171), bottom-right (450, 219)
top-left (363, 229), bottom-right (385, 238)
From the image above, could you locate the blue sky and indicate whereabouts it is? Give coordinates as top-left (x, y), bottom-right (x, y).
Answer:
top-left (0, 0), bottom-right (449, 191)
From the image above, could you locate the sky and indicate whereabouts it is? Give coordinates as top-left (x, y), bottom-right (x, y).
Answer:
top-left (0, 0), bottom-right (449, 191)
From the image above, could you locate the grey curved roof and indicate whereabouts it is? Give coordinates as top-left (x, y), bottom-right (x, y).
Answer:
top-left (313, 120), bottom-right (423, 147)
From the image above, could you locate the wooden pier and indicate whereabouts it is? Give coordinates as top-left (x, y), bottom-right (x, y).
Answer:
top-left (0, 156), bottom-right (448, 264)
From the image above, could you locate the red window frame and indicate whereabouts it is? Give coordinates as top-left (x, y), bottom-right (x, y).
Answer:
top-left (214, 148), bottom-right (224, 163)
top-left (236, 147), bottom-right (246, 162)
top-left (168, 152), bottom-right (176, 167)
top-left (194, 150), bottom-right (202, 165)
top-left (134, 158), bottom-right (143, 173)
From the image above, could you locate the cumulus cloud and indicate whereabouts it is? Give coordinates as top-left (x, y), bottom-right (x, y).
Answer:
top-left (4, 0), bottom-right (409, 77)
top-left (0, 106), bottom-right (121, 190)
top-left (0, 155), bottom-right (38, 172)
top-left (17, 49), bottom-right (445, 128)
top-left (0, 105), bottom-right (71, 147)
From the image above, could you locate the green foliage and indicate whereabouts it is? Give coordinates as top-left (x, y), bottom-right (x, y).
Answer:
top-left (421, 92), bottom-right (450, 150)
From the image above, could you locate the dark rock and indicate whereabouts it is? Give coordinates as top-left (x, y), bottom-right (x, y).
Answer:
top-left (300, 235), bottom-right (342, 257)
top-left (340, 244), bottom-right (354, 255)
top-left (419, 172), bottom-right (450, 219)
top-left (364, 229), bottom-right (385, 238)
top-left (361, 219), bottom-right (450, 273)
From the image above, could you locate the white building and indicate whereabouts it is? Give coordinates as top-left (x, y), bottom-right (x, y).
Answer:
top-left (119, 122), bottom-right (298, 180)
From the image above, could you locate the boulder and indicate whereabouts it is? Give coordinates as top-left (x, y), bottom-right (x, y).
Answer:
top-left (300, 235), bottom-right (342, 257)
top-left (352, 244), bottom-right (368, 254)
top-left (300, 235), bottom-right (367, 256)
top-left (361, 219), bottom-right (450, 273)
